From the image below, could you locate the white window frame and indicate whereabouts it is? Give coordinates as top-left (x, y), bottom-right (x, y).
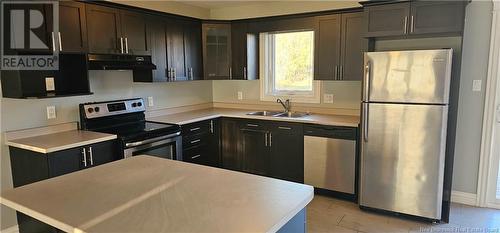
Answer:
top-left (260, 31), bottom-right (321, 103)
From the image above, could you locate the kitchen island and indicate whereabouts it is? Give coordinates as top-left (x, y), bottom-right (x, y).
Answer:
top-left (0, 155), bottom-right (313, 233)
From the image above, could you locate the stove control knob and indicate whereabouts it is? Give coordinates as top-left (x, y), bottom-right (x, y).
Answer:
top-left (137, 102), bottom-right (142, 107)
top-left (87, 107), bottom-right (94, 113)
top-left (132, 103), bottom-right (137, 107)
top-left (94, 107), bottom-right (100, 112)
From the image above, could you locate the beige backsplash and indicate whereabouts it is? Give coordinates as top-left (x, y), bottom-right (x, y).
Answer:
top-left (211, 80), bottom-right (362, 116)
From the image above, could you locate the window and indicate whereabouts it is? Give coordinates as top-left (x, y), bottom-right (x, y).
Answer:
top-left (260, 30), bottom-right (320, 103)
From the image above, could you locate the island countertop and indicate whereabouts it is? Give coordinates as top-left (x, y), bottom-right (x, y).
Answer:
top-left (0, 156), bottom-right (314, 233)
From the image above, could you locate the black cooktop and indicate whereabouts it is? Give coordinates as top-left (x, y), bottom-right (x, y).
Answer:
top-left (95, 121), bottom-right (181, 142)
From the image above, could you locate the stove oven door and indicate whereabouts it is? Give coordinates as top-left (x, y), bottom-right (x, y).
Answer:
top-left (123, 133), bottom-right (182, 160)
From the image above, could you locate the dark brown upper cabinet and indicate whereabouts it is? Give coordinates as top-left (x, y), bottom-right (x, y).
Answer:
top-left (147, 18), bottom-right (168, 82)
top-left (363, 1), bottom-right (466, 38)
top-left (120, 10), bottom-right (149, 55)
top-left (184, 21), bottom-right (203, 81)
top-left (410, 1), bottom-right (466, 35)
top-left (166, 19), bottom-right (187, 81)
top-left (315, 14), bottom-right (341, 81)
top-left (363, 3), bottom-right (410, 38)
top-left (86, 4), bottom-right (149, 55)
top-left (86, 4), bottom-right (121, 54)
top-left (141, 18), bottom-right (202, 82)
top-left (202, 23), bottom-right (232, 80)
top-left (315, 12), bottom-right (365, 81)
top-left (58, 1), bottom-right (87, 53)
top-left (231, 22), bottom-right (259, 80)
top-left (340, 12), bottom-right (366, 81)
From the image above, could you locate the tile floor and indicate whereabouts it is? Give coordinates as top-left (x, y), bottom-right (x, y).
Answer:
top-left (306, 195), bottom-right (500, 233)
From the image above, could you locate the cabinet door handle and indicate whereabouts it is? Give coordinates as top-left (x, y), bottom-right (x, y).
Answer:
top-left (190, 139), bottom-right (201, 144)
top-left (82, 147), bottom-right (87, 167)
top-left (89, 147), bottom-right (94, 166)
top-left (243, 67), bottom-right (247, 79)
top-left (58, 32), bottom-right (62, 51)
top-left (51, 32), bottom-right (56, 52)
top-left (190, 127), bottom-right (201, 132)
top-left (191, 154), bottom-right (201, 159)
top-left (269, 132), bottom-right (272, 147)
top-left (410, 15), bottom-right (414, 33)
top-left (210, 120), bottom-right (214, 134)
top-left (265, 132), bottom-right (268, 147)
top-left (246, 123), bottom-right (259, 127)
top-left (339, 65), bottom-right (344, 80)
top-left (120, 37), bottom-right (124, 54)
top-left (404, 16), bottom-right (408, 34)
top-left (125, 37), bottom-right (129, 54)
top-left (229, 67), bottom-right (232, 80)
top-left (334, 65), bottom-right (338, 80)
top-left (278, 126), bottom-right (292, 130)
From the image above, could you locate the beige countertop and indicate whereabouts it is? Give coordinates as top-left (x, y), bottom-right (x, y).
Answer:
top-left (6, 130), bottom-right (117, 154)
top-left (149, 108), bottom-right (360, 127)
top-left (0, 155), bottom-right (314, 233)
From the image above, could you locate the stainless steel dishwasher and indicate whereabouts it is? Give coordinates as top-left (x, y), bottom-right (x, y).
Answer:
top-left (304, 125), bottom-right (358, 197)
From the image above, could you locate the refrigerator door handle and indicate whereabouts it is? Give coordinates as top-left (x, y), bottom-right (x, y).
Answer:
top-left (363, 103), bottom-right (369, 142)
top-left (363, 61), bottom-right (371, 101)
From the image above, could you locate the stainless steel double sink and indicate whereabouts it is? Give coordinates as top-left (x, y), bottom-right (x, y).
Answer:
top-left (246, 111), bottom-right (310, 118)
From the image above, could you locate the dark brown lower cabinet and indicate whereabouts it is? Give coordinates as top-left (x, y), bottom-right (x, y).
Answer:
top-left (268, 122), bottom-right (304, 183)
top-left (239, 120), bottom-right (270, 176)
top-left (220, 118), bottom-right (304, 183)
top-left (9, 140), bottom-right (118, 233)
top-left (182, 119), bottom-right (221, 167)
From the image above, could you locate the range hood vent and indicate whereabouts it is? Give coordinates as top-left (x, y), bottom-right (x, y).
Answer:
top-left (88, 54), bottom-right (156, 70)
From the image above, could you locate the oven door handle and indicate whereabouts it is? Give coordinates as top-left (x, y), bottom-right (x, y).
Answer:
top-left (125, 132), bottom-right (181, 148)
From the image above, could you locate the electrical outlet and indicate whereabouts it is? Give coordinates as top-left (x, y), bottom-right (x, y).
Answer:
top-left (323, 94), bottom-right (334, 104)
top-left (46, 106), bottom-right (56, 119)
top-left (45, 77), bottom-right (55, 91)
top-left (147, 96), bottom-right (154, 107)
top-left (472, 80), bottom-right (482, 92)
top-left (237, 91), bottom-right (243, 100)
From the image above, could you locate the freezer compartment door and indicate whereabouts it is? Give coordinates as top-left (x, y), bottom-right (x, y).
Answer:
top-left (363, 49), bottom-right (452, 104)
top-left (360, 103), bottom-right (448, 219)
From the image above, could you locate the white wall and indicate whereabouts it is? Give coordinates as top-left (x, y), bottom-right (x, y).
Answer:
top-left (209, 1), bottom-right (360, 20)
top-left (114, 1), bottom-right (210, 19)
top-left (0, 71), bottom-right (213, 230)
top-left (453, 1), bottom-right (492, 194)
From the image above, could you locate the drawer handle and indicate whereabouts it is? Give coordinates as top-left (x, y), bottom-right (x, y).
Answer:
top-left (190, 127), bottom-right (201, 132)
top-left (278, 126), bottom-right (292, 130)
top-left (191, 154), bottom-right (201, 159)
top-left (247, 124), bottom-right (259, 127)
top-left (190, 139), bottom-right (201, 144)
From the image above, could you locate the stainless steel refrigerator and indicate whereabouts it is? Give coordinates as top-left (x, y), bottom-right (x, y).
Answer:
top-left (360, 49), bottom-right (453, 220)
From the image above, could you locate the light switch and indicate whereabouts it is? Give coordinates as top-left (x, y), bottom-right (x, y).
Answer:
top-left (323, 94), bottom-right (334, 104)
top-left (46, 106), bottom-right (56, 119)
top-left (496, 104), bottom-right (500, 123)
top-left (473, 80), bottom-right (482, 92)
top-left (237, 91), bottom-right (243, 100)
top-left (147, 96), bottom-right (154, 107)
